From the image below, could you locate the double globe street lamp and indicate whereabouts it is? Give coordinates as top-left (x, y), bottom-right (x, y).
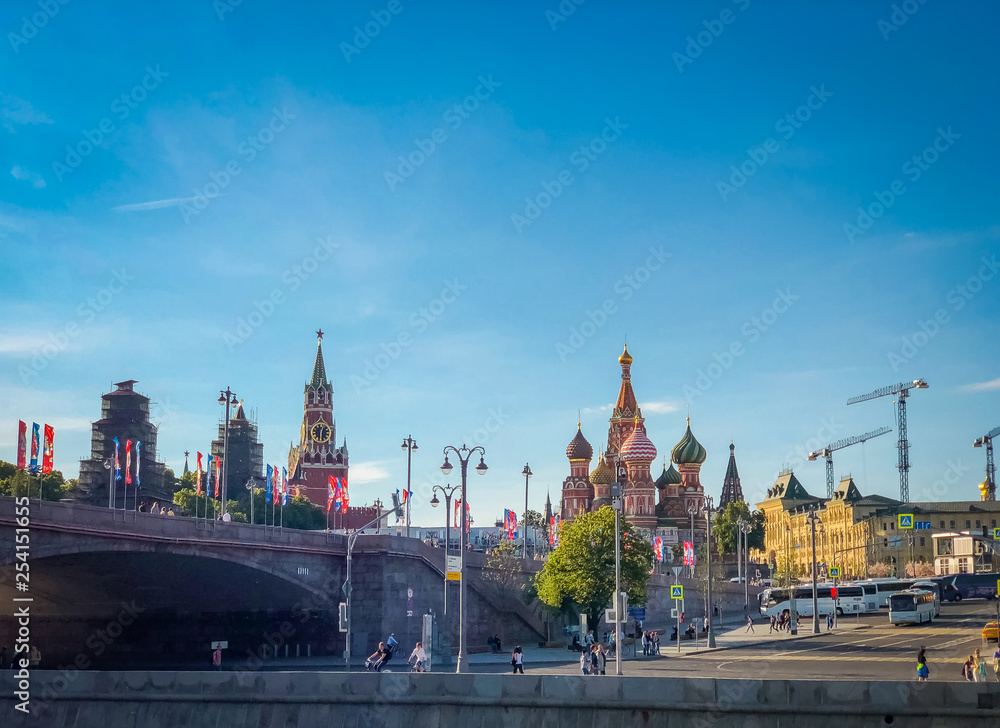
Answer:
top-left (441, 444), bottom-right (487, 674)
top-left (401, 436), bottom-right (418, 538)
top-left (430, 483), bottom-right (461, 617)
top-left (217, 388), bottom-right (239, 518)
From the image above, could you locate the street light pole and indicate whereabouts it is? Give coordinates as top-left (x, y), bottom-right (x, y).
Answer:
top-left (345, 506), bottom-right (396, 672)
top-left (807, 508), bottom-right (820, 634)
top-left (431, 484), bottom-right (460, 617)
top-left (705, 496), bottom-right (716, 648)
top-left (218, 388), bottom-right (238, 518)
top-left (687, 505), bottom-right (698, 580)
top-left (441, 444), bottom-right (488, 674)
top-left (245, 479), bottom-right (254, 525)
top-left (521, 463), bottom-right (532, 560)
top-left (612, 481), bottom-right (622, 676)
top-left (401, 436), bottom-right (418, 538)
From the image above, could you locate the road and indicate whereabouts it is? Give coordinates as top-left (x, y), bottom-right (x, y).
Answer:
top-left (472, 600), bottom-right (999, 681)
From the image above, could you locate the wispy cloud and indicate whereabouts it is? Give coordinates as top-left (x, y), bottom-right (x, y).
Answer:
top-left (112, 197), bottom-right (198, 212)
top-left (960, 378), bottom-right (1000, 392)
top-left (640, 400), bottom-right (679, 415)
top-left (0, 93), bottom-right (53, 132)
top-left (349, 460), bottom-right (391, 484)
top-left (11, 165), bottom-right (46, 188)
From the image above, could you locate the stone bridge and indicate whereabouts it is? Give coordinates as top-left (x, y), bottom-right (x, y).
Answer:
top-left (0, 497), bottom-right (546, 669)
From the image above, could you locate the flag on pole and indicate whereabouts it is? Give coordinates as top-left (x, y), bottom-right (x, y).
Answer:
top-left (328, 474), bottom-right (337, 513)
top-left (113, 437), bottom-right (121, 481)
top-left (213, 455), bottom-right (220, 498)
top-left (42, 424), bottom-right (54, 474)
top-left (125, 440), bottom-right (132, 485)
top-left (135, 441), bottom-right (141, 486)
top-left (339, 478), bottom-right (349, 514)
top-left (273, 466), bottom-right (281, 505)
top-left (266, 465), bottom-right (274, 505)
top-left (653, 536), bottom-right (664, 562)
top-left (281, 467), bottom-right (288, 506)
top-left (29, 423), bottom-right (41, 473)
top-left (196, 452), bottom-right (203, 496)
top-left (206, 454), bottom-right (213, 498)
top-left (17, 420), bottom-right (27, 470)
top-left (549, 516), bottom-right (556, 546)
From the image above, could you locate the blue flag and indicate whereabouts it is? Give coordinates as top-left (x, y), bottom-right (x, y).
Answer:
top-left (266, 464), bottom-right (273, 504)
top-left (281, 467), bottom-right (288, 506)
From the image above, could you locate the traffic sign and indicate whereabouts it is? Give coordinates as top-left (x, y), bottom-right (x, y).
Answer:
top-left (342, 580), bottom-right (352, 597)
top-left (994, 528), bottom-right (1000, 539)
top-left (829, 567), bottom-right (840, 578)
top-left (898, 514), bottom-right (914, 529)
top-left (671, 585), bottom-right (683, 600)
top-left (671, 565), bottom-right (683, 579)
top-left (446, 555), bottom-right (462, 581)
top-left (627, 607), bottom-right (646, 620)
top-left (210, 641), bottom-right (228, 649)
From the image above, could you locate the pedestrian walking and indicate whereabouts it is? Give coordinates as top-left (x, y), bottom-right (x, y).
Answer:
top-left (511, 646), bottom-right (524, 674)
top-left (596, 644), bottom-right (607, 675)
top-left (212, 645), bottom-right (222, 671)
top-left (580, 646), bottom-right (590, 675)
top-left (992, 646), bottom-right (1000, 681)
top-left (826, 613), bottom-right (833, 631)
top-left (962, 655), bottom-right (976, 682)
top-left (745, 615), bottom-right (755, 634)
top-left (769, 615), bottom-right (776, 634)
top-left (590, 645), bottom-right (599, 675)
top-left (641, 631), bottom-right (649, 656)
top-left (916, 646), bottom-right (929, 682)
top-left (653, 631), bottom-right (660, 655)
top-left (975, 648), bottom-right (988, 682)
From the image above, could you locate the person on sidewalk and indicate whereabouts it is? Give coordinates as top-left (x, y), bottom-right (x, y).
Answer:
top-left (745, 615), bottom-right (755, 634)
top-left (596, 644), bottom-right (607, 675)
top-left (408, 641), bottom-right (427, 672)
top-left (212, 645), bottom-right (222, 671)
top-left (641, 631), bottom-right (649, 656)
top-left (653, 631), bottom-right (660, 655)
top-left (511, 646), bottom-right (524, 674)
top-left (580, 646), bottom-right (590, 675)
top-left (916, 646), bottom-right (929, 682)
top-left (826, 613), bottom-right (833, 631)
top-left (769, 615), bottom-right (777, 634)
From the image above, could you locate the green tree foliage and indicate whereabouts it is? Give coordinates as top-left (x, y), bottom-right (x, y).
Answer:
top-left (481, 541), bottom-right (527, 640)
top-left (0, 461), bottom-right (71, 501)
top-left (534, 506), bottom-right (654, 630)
top-left (712, 502), bottom-right (765, 554)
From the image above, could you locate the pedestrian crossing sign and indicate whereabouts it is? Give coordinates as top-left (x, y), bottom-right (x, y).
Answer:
top-left (671, 585), bottom-right (683, 600)
top-left (898, 514), bottom-right (913, 529)
top-left (829, 567), bottom-right (840, 578)
top-left (994, 528), bottom-right (1000, 539)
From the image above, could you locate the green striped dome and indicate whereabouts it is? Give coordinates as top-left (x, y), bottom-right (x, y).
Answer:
top-left (671, 418), bottom-right (707, 465)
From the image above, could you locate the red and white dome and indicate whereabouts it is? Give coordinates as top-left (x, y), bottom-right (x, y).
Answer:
top-left (620, 424), bottom-right (657, 462)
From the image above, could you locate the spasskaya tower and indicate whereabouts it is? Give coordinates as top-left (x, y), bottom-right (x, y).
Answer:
top-left (287, 330), bottom-right (349, 505)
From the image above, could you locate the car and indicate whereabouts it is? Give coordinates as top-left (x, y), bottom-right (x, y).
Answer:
top-left (983, 622), bottom-right (999, 642)
top-left (729, 576), bottom-right (746, 583)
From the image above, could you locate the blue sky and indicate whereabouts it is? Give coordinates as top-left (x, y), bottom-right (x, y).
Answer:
top-left (2, 0), bottom-right (998, 526)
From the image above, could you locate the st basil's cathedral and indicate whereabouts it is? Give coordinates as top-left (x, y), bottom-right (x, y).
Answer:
top-left (559, 345), bottom-right (716, 537)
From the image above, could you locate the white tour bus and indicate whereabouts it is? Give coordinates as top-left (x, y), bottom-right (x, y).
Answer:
top-left (763, 584), bottom-right (867, 618)
top-left (888, 589), bottom-right (936, 625)
top-left (855, 579), bottom-right (923, 608)
top-left (910, 580), bottom-right (942, 616)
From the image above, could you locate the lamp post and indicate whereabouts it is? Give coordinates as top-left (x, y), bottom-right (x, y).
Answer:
top-left (738, 517), bottom-right (752, 607)
top-left (217, 388), bottom-right (238, 518)
top-left (705, 496), bottom-right (716, 648)
top-left (805, 508), bottom-right (821, 634)
top-left (431, 483), bottom-right (460, 616)
top-left (611, 481), bottom-right (622, 676)
top-left (521, 463), bottom-right (532, 560)
top-left (245, 479), bottom-right (255, 525)
top-left (441, 444), bottom-right (488, 674)
top-left (687, 504), bottom-right (698, 579)
top-left (785, 524), bottom-right (798, 634)
top-left (345, 505), bottom-right (396, 672)
top-left (401, 436), bottom-right (418, 538)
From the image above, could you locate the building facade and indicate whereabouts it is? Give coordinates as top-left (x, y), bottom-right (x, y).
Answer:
top-left (209, 401), bottom-right (264, 500)
top-left (287, 331), bottom-right (349, 507)
top-left (757, 471), bottom-right (1000, 580)
top-left (76, 380), bottom-right (169, 508)
top-left (558, 346), bottom-right (706, 538)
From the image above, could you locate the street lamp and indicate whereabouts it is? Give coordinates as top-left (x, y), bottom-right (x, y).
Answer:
top-left (401, 436), bottom-right (418, 538)
top-left (705, 496), bottom-right (716, 648)
top-left (441, 444), bottom-right (487, 673)
top-left (431, 483), bottom-right (460, 616)
top-left (521, 463), bottom-right (532, 560)
top-left (245, 478), bottom-right (255, 525)
top-left (785, 524), bottom-right (798, 635)
top-left (217, 388), bottom-right (238, 518)
top-left (805, 508), bottom-right (821, 634)
top-left (738, 517), bottom-right (752, 608)
top-left (611, 481), bottom-right (623, 676)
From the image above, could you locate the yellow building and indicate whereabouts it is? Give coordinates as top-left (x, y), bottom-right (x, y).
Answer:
top-left (756, 471), bottom-right (1000, 581)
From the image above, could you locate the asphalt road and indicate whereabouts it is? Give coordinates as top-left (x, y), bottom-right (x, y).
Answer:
top-left (473, 600), bottom-right (1000, 681)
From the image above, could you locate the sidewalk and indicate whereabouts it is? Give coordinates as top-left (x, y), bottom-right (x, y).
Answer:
top-left (686, 616), bottom-right (872, 655)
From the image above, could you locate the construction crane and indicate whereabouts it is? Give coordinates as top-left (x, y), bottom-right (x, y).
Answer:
top-left (807, 426), bottom-right (893, 498)
top-left (847, 380), bottom-right (929, 503)
top-left (974, 426), bottom-right (1000, 502)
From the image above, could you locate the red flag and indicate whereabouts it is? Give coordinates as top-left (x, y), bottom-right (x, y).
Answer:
top-left (41, 424), bottom-right (54, 474)
top-left (328, 475), bottom-right (337, 513)
top-left (214, 457), bottom-right (221, 498)
top-left (339, 478), bottom-right (349, 514)
top-left (196, 452), bottom-right (203, 495)
top-left (17, 420), bottom-right (27, 470)
top-left (125, 440), bottom-right (132, 485)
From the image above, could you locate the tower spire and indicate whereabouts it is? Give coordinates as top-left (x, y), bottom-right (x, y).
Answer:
top-left (720, 440), bottom-right (744, 508)
top-left (310, 329), bottom-right (329, 388)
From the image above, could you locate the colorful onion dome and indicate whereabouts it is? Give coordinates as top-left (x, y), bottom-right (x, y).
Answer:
top-left (620, 420), bottom-right (657, 462)
top-left (671, 417), bottom-right (707, 465)
top-left (655, 462), bottom-right (682, 489)
top-left (618, 344), bottom-right (633, 366)
top-left (590, 454), bottom-right (616, 485)
top-left (566, 423), bottom-right (594, 461)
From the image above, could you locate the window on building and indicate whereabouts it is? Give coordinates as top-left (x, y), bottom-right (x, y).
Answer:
top-left (958, 557), bottom-right (970, 574)
top-left (940, 521), bottom-right (945, 528)
top-left (966, 520), bottom-right (971, 528)
top-left (950, 520), bottom-right (955, 528)
top-left (976, 520), bottom-right (981, 528)
top-left (993, 520), bottom-right (997, 528)
top-left (919, 537), bottom-right (925, 547)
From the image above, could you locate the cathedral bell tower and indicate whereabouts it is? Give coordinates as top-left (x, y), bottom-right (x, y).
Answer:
top-left (288, 330), bottom-right (349, 506)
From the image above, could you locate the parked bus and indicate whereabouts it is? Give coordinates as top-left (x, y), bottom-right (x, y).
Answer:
top-left (855, 579), bottom-right (920, 608)
top-left (938, 573), bottom-right (1000, 602)
top-left (888, 589), bottom-right (936, 625)
top-left (910, 579), bottom-right (942, 616)
top-left (762, 584), bottom-right (867, 617)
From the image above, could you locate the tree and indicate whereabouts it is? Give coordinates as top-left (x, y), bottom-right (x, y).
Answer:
top-left (534, 506), bottom-right (654, 631)
top-left (480, 541), bottom-right (527, 641)
top-left (712, 502), bottom-right (765, 554)
top-left (0, 463), bottom-right (71, 501)
top-left (521, 508), bottom-right (548, 555)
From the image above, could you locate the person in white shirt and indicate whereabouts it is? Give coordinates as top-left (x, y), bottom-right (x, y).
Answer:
top-left (408, 641), bottom-right (427, 672)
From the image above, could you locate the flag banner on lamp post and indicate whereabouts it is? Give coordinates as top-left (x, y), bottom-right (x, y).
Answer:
top-left (339, 477), bottom-right (349, 514)
top-left (17, 420), bottom-right (27, 470)
top-left (196, 452), bottom-right (203, 496)
top-left (125, 440), bottom-right (132, 486)
top-left (135, 441), bottom-right (141, 486)
top-left (206, 454), bottom-right (213, 499)
top-left (281, 467), bottom-right (288, 506)
top-left (328, 474), bottom-right (337, 513)
top-left (113, 437), bottom-right (121, 481)
top-left (273, 466), bottom-right (280, 505)
top-left (213, 456), bottom-right (220, 498)
top-left (653, 536), bottom-right (664, 562)
top-left (42, 424), bottom-right (54, 474)
top-left (266, 465), bottom-right (273, 505)
top-left (29, 423), bottom-right (41, 473)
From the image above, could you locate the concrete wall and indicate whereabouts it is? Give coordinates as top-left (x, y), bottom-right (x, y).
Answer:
top-left (1, 670), bottom-right (997, 727)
